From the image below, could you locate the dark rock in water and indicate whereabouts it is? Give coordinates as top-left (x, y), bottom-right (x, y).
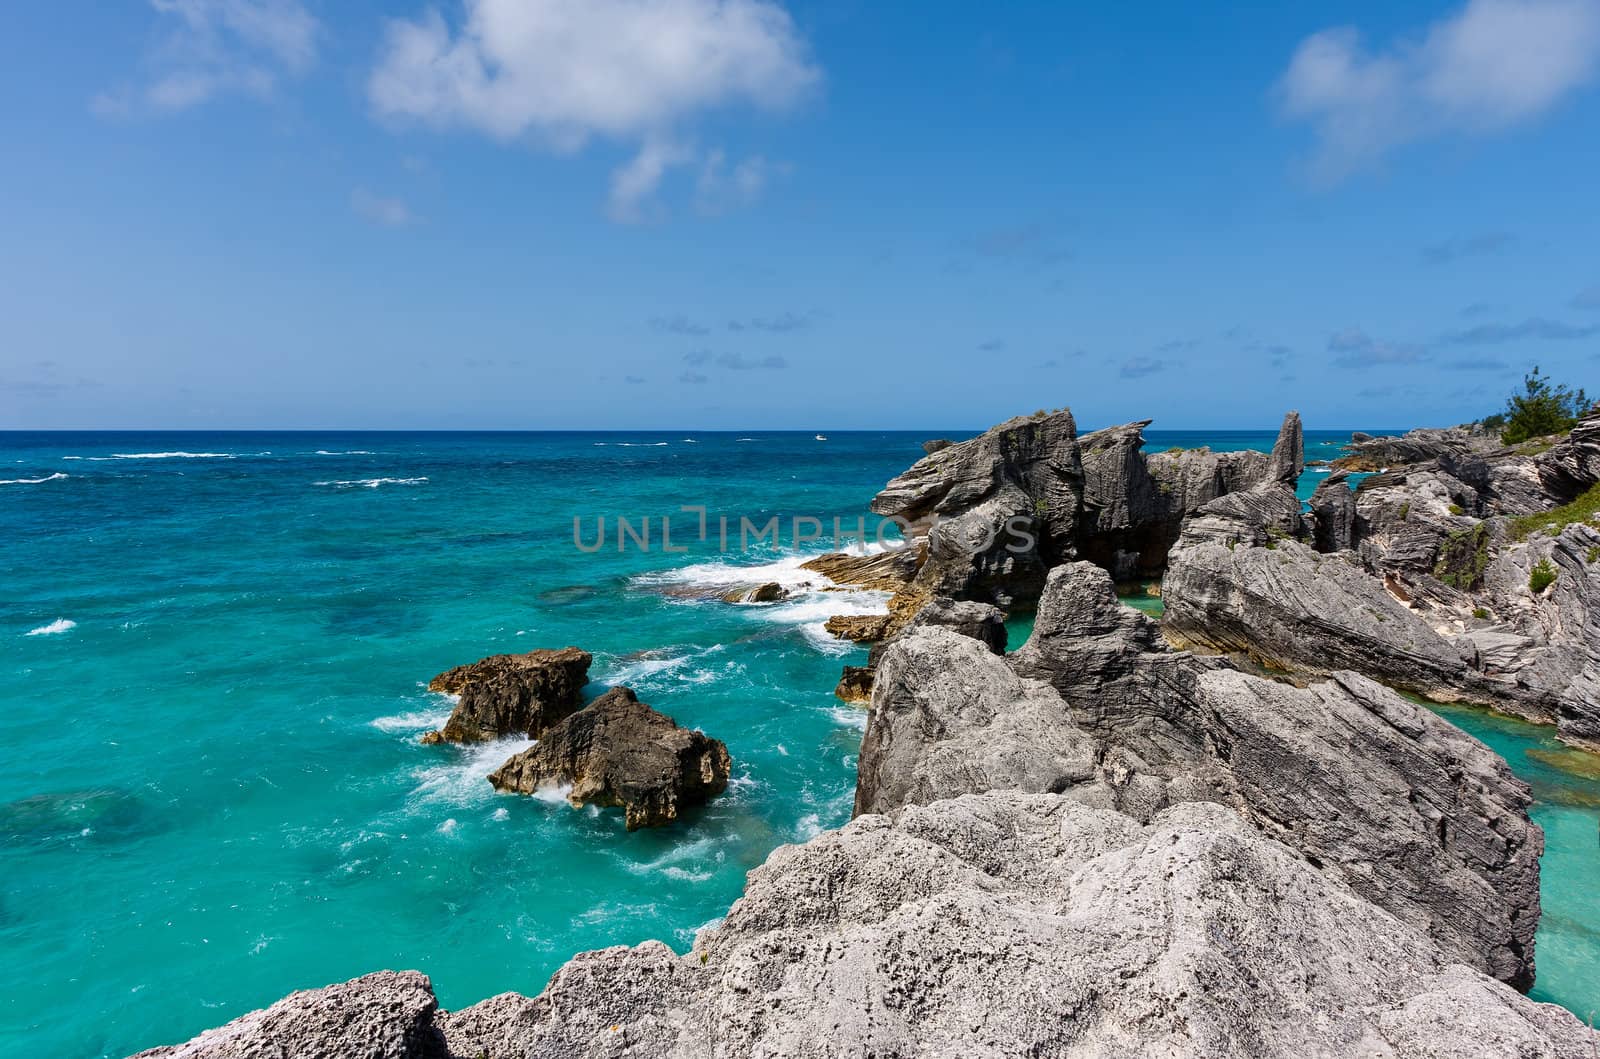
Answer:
top-left (130, 970), bottom-right (446, 1058)
top-left (862, 561), bottom-right (1544, 988)
top-left (421, 647), bottom-right (591, 745)
top-left (1334, 424), bottom-right (1500, 472)
top-left (823, 614), bottom-right (892, 643)
top-left (719, 582), bottom-right (787, 603)
top-left (488, 687), bottom-right (730, 830)
top-left (921, 438), bottom-right (952, 454)
top-left (834, 665), bottom-right (874, 703)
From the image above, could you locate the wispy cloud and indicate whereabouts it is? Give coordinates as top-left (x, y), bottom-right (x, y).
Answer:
top-left (93, 0), bottom-right (319, 116)
top-left (962, 221), bottom-right (1073, 268)
top-left (1278, 0), bottom-right (1600, 181)
top-left (1442, 357), bottom-right (1511, 371)
top-left (716, 352), bottom-right (786, 370)
top-left (678, 371), bottom-right (709, 384)
top-left (727, 310), bottom-right (817, 333)
top-left (1442, 317), bottom-right (1600, 344)
top-left (653, 315), bottom-right (712, 337)
top-left (351, 188), bottom-right (416, 228)
top-left (1421, 231), bottom-right (1516, 264)
top-left (369, 0), bottom-right (819, 221)
top-left (1120, 356), bottom-right (1169, 379)
top-left (977, 338), bottom-right (1006, 353)
top-left (1328, 328), bottom-right (1428, 367)
top-left (1573, 284), bottom-right (1600, 310)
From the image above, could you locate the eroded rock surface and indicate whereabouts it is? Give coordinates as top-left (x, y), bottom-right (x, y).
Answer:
top-left (145, 796), bottom-right (1593, 1058)
top-left (488, 687), bottom-right (730, 830)
top-left (862, 562), bottom-right (1543, 987)
top-left (422, 647), bottom-right (591, 745)
top-left (131, 971), bottom-right (446, 1059)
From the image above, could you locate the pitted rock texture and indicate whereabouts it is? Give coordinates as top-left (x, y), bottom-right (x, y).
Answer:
top-left (488, 687), bottom-right (730, 830)
top-left (422, 647), bottom-right (591, 744)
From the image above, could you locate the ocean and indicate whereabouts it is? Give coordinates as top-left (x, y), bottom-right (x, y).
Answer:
top-left (1, 429), bottom-right (1595, 1055)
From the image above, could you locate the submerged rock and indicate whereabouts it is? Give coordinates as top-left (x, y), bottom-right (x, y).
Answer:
top-left (421, 647), bottom-right (591, 745)
top-left (130, 971), bottom-right (445, 1058)
top-left (488, 687), bottom-right (730, 830)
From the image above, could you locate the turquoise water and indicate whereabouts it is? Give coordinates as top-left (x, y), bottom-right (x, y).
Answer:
top-left (1, 428), bottom-right (1593, 1054)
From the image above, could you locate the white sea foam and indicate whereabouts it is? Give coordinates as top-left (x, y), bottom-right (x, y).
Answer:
top-left (92, 452), bottom-right (235, 460)
top-left (528, 782), bottom-right (574, 805)
top-left (599, 644), bottom-right (736, 689)
top-left (313, 450), bottom-right (376, 456)
top-left (825, 704), bottom-right (869, 730)
top-left (26, 619), bottom-right (76, 637)
top-left (315, 477), bottom-right (428, 489)
top-left (0, 472), bottom-right (67, 485)
top-left (408, 737), bottom-right (533, 809)
top-left (614, 442), bottom-right (669, 447)
top-left (370, 694), bottom-right (455, 733)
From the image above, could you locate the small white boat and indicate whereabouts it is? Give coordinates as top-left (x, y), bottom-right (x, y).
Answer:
top-left (815, 434), bottom-right (828, 441)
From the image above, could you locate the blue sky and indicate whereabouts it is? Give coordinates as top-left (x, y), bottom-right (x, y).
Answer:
top-left (3, 0), bottom-right (1599, 431)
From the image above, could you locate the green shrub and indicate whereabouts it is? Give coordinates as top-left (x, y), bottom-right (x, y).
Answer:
top-left (1499, 366), bottom-right (1591, 445)
top-left (1397, 502), bottom-right (1410, 520)
top-left (1473, 607), bottom-right (1490, 620)
top-left (1448, 503), bottom-right (1464, 516)
top-left (1588, 546), bottom-right (1600, 565)
top-left (1510, 481), bottom-right (1600, 540)
top-left (1529, 559), bottom-right (1558, 594)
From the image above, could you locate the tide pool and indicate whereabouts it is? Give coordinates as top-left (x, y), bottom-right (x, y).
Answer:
top-left (1, 428), bottom-right (1594, 1055)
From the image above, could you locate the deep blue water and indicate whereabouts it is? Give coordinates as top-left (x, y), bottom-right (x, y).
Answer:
top-left (1, 428), bottom-right (1593, 1054)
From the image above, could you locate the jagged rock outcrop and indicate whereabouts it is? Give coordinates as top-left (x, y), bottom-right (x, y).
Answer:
top-left (871, 409), bottom-right (1084, 607)
top-left (863, 562), bottom-right (1543, 987)
top-left (131, 971), bottom-right (446, 1058)
top-left (832, 596), bottom-right (1007, 703)
top-left (488, 687), bottom-right (730, 830)
top-left (1537, 410), bottom-right (1600, 501)
top-left (920, 438), bottom-right (951, 454)
top-left (1333, 424), bottom-right (1500, 471)
top-left (144, 795), bottom-right (1594, 1059)
top-left (1165, 410), bottom-right (1600, 748)
top-left (719, 582), bottom-right (786, 603)
top-left (1309, 469), bottom-right (1358, 551)
top-left (422, 647), bottom-right (591, 744)
top-left (1163, 540), bottom-right (1472, 695)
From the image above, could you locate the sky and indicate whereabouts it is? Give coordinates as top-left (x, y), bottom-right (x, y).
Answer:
top-left (3, 0), bottom-right (1600, 431)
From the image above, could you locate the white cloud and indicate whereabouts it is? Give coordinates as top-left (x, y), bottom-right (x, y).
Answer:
top-left (94, 0), bottom-right (318, 115)
top-left (351, 188), bottom-right (417, 228)
top-left (1279, 0), bottom-right (1600, 179)
top-left (369, 0), bottom-right (818, 219)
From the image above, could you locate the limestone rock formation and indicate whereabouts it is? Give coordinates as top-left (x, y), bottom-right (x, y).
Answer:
top-left (147, 796), bottom-right (1594, 1058)
top-left (488, 687), bottom-right (730, 830)
top-left (422, 647), bottom-right (591, 745)
top-left (864, 562), bottom-right (1543, 987)
top-left (130, 971), bottom-right (446, 1058)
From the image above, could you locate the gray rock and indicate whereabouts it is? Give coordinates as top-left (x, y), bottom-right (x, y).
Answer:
top-left (854, 629), bottom-right (1098, 817)
top-left (1309, 470), bottom-right (1358, 551)
top-left (488, 687), bottom-right (730, 830)
top-left (1537, 407), bottom-right (1600, 501)
top-left (422, 647), bottom-right (591, 745)
top-left (131, 971), bottom-right (446, 1059)
top-left (436, 794), bottom-right (1588, 1059)
top-left (879, 562), bottom-right (1542, 986)
top-left (1163, 538), bottom-right (1470, 697)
